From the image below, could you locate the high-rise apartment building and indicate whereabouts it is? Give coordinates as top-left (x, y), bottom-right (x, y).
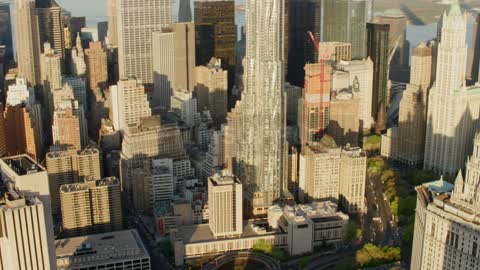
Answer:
top-left (0, 105), bottom-right (6, 158)
top-left (338, 147), bottom-right (366, 214)
top-left (36, 1), bottom-right (65, 61)
top-left (46, 147), bottom-right (101, 215)
top-left (62, 76), bottom-right (87, 110)
top-left (85, 41), bottom-right (108, 91)
top-left (110, 78), bottom-right (152, 131)
top-left (5, 78), bottom-right (44, 160)
top-left (121, 116), bottom-right (186, 201)
top-left (375, 9), bottom-right (408, 80)
top-left (235, 0), bottom-right (288, 217)
top-left (0, 185), bottom-right (54, 270)
top-left (299, 63), bottom-right (332, 150)
top-left (367, 22), bottom-right (390, 120)
top-left (14, 0), bottom-right (42, 86)
top-left (170, 90), bottom-right (200, 127)
top-left (41, 43), bottom-right (62, 92)
top-left (381, 43), bottom-right (433, 165)
top-left (133, 158), bottom-right (174, 214)
top-left (0, 155), bottom-right (56, 268)
top-left (194, 58), bottom-right (228, 126)
top-left (152, 23), bottom-right (195, 109)
top-left (208, 170), bottom-right (243, 238)
top-left (194, 0), bottom-right (235, 90)
top-left (322, 0), bottom-right (372, 60)
top-left (411, 134), bottom-right (480, 270)
top-left (60, 177), bottom-right (123, 237)
top-left (424, 3), bottom-right (480, 175)
top-left (51, 107), bottom-right (87, 152)
top-left (117, 0), bottom-right (172, 84)
top-left (299, 136), bottom-right (341, 203)
top-left (178, 0), bottom-right (192, 22)
top-left (287, 0), bottom-right (322, 87)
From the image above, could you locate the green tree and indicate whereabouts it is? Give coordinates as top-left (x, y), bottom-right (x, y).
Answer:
top-left (345, 222), bottom-right (357, 242)
top-left (298, 256), bottom-right (312, 269)
top-left (252, 239), bottom-right (283, 260)
top-left (336, 257), bottom-right (357, 270)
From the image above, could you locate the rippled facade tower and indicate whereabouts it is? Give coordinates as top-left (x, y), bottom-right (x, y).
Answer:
top-left (236, 0), bottom-right (287, 217)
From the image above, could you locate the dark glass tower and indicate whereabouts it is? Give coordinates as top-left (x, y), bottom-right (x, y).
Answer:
top-left (367, 22), bottom-right (390, 121)
top-left (194, 0), bottom-right (236, 94)
top-left (0, 3), bottom-right (13, 65)
top-left (322, 0), bottom-right (372, 60)
top-left (287, 0), bottom-right (322, 87)
top-left (178, 0), bottom-right (192, 22)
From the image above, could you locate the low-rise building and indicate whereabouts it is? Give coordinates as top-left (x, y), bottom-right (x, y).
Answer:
top-left (55, 229), bottom-right (150, 270)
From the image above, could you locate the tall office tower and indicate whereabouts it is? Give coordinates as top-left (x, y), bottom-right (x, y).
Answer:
top-left (235, 0), bottom-right (287, 217)
top-left (298, 136), bottom-right (340, 203)
top-left (133, 158), bottom-right (174, 214)
top-left (375, 9), bottom-right (408, 81)
top-left (60, 177), bottom-right (123, 237)
top-left (117, 0), bottom-right (172, 85)
top-left (46, 147), bottom-right (101, 215)
top-left (322, 0), bottom-right (372, 60)
top-left (170, 90), bottom-right (200, 127)
top-left (208, 170), bottom-right (243, 238)
top-left (287, 0), bottom-right (321, 87)
top-left (194, 0), bottom-right (235, 91)
top-left (367, 23), bottom-right (390, 121)
top-left (14, 0), bottom-right (42, 86)
top-left (85, 41), bottom-right (108, 91)
top-left (338, 147), bottom-right (366, 214)
top-left (121, 116), bottom-right (186, 201)
top-left (411, 136), bottom-right (480, 270)
top-left (468, 14), bottom-right (480, 84)
top-left (178, 0), bottom-right (192, 22)
top-left (423, 2), bottom-right (480, 175)
top-left (62, 76), bottom-right (87, 109)
top-left (382, 43), bottom-right (433, 165)
top-left (194, 58), bottom-right (228, 126)
top-left (110, 78), bottom-right (152, 131)
top-left (36, 0), bottom-right (65, 62)
top-left (318, 42), bottom-right (352, 62)
top-left (0, 185), bottom-right (54, 270)
top-left (152, 23), bottom-right (195, 109)
top-left (335, 58), bottom-right (375, 131)
top-left (67, 16), bottom-right (86, 42)
top-left (71, 33), bottom-right (86, 76)
top-left (97, 22), bottom-right (108, 43)
top-left (107, 0), bottom-right (118, 47)
top-left (0, 155), bottom-right (56, 268)
top-left (299, 63), bottom-right (332, 150)
top-left (0, 3), bottom-right (13, 65)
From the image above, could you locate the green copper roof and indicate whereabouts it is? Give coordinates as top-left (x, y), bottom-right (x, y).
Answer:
top-left (422, 176), bottom-right (454, 194)
top-left (448, 0), bottom-right (462, 16)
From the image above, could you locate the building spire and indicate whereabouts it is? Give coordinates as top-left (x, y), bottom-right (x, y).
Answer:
top-left (448, 0), bottom-right (462, 16)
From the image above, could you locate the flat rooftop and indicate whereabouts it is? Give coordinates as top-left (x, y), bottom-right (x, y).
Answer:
top-left (177, 220), bottom-right (279, 244)
top-left (2, 155), bottom-right (44, 176)
top-left (56, 229), bottom-right (150, 269)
